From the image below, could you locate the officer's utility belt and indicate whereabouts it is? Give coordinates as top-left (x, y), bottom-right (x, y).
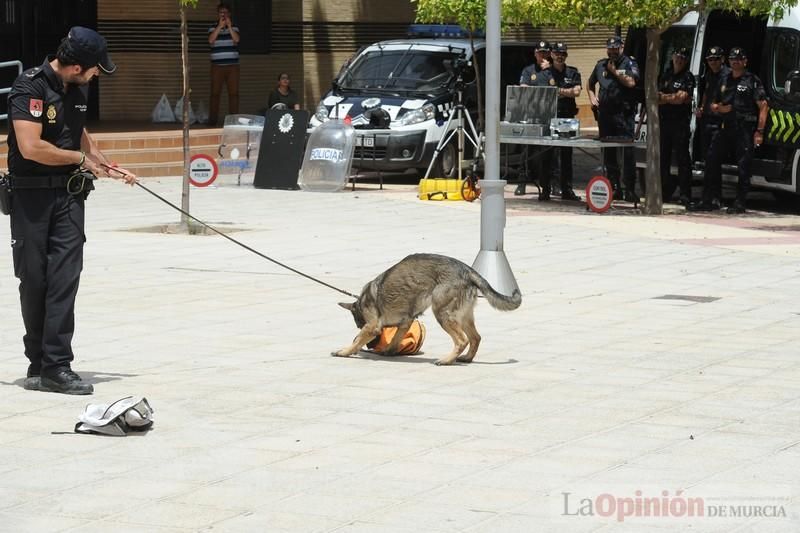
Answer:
top-left (10, 171), bottom-right (95, 192)
top-left (10, 174), bottom-right (73, 188)
top-left (734, 114), bottom-right (758, 123)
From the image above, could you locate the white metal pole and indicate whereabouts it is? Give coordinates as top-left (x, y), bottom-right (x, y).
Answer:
top-left (472, 0), bottom-right (519, 295)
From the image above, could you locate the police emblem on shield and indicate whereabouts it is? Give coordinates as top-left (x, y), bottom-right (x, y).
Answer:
top-left (278, 113), bottom-right (294, 133)
top-left (46, 105), bottom-right (57, 121)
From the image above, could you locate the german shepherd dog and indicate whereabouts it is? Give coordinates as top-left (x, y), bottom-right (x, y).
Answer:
top-left (334, 254), bottom-right (522, 365)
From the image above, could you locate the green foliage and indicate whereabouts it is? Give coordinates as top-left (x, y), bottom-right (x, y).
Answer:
top-left (414, 0), bottom-right (800, 31)
top-left (180, 0), bottom-right (199, 7)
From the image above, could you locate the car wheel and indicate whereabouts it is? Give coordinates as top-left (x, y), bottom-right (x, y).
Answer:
top-left (428, 141), bottom-right (457, 178)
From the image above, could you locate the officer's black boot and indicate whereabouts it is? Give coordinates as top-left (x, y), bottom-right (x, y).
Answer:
top-left (560, 183), bottom-right (580, 201)
top-left (623, 179), bottom-right (639, 204)
top-left (40, 369), bottom-right (94, 395)
top-left (538, 187), bottom-right (551, 202)
top-left (514, 183), bottom-right (527, 196)
top-left (23, 363), bottom-right (41, 391)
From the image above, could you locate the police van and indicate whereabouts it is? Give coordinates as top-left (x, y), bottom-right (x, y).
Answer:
top-left (627, 9), bottom-right (800, 205)
top-left (309, 26), bottom-right (535, 176)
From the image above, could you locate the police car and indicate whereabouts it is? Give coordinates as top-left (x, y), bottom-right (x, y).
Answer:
top-left (309, 25), bottom-right (534, 176)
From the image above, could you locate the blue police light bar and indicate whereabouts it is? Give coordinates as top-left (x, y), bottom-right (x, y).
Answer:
top-left (407, 24), bottom-right (485, 38)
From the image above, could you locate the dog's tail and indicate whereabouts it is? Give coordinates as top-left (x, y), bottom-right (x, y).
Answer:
top-left (468, 269), bottom-right (522, 311)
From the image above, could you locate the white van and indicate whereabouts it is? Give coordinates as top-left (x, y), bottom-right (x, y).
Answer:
top-left (627, 10), bottom-right (800, 205)
top-left (309, 26), bottom-right (535, 176)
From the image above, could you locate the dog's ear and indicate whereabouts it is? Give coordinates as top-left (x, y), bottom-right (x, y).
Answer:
top-left (338, 302), bottom-right (355, 311)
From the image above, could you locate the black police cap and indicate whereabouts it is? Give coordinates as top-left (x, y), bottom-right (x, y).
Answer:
top-left (552, 42), bottom-right (568, 53)
top-left (606, 36), bottom-right (623, 48)
top-left (66, 26), bottom-right (116, 74)
top-left (673, 46), bottom-right (690, 58)
top-left (706, 45), bottom-right (724, 58)
top-left (535, 40), bottom-right (551, 52)
top-left (728, 47), bottom-right (747, 59)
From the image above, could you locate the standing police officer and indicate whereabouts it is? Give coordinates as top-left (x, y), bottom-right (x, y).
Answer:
top-left (690, 46), bottom-right (730, 211)
top-left (6, 27), bottom-right (137, 394)
top-left (588, 36), bottom-right (641, 202)
top-left (704, 47), bottom-right (768, 214)
top-left (547, 41), bottom-right (582, 201)
top-left (516, 41), bottom-right (552, 197)
top-left (658, 47), bottom-right (696, 205)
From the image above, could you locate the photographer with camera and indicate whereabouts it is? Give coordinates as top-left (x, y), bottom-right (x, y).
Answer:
top-left (5, 27), bottom-right (136, 394)
top-left (208, 2), bottom-right (241, 126)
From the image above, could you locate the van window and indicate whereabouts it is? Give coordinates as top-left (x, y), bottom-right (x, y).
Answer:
top-left (771, 31), bottom-right (800, 96)
top-left (338, 49), bottom-right (458, 93)
top-left (659, 27), bottom-right (695, 76)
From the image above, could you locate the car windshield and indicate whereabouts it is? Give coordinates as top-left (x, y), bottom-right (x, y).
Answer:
top-left (338, 48), bottom-right (459, 93)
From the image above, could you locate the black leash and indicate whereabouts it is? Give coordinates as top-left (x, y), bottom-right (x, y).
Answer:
top-left (100, 164), bottom-right (359, 299)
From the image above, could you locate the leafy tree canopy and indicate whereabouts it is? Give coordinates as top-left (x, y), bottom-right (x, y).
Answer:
top-left (415, 0), bottom-right (798, 32)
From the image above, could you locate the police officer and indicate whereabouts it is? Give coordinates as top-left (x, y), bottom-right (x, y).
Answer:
top-left (516, 40), bottom-right (552, 197)
top-left (547, 41), bottom-right (582, 201)
top-left (704, 47), bottom-right (768, 214)
top-left (690, 46), bottom-right (730, 211)
top-left (587, 35), bottom-right (641, 202)
top-left (6, 27), bottom-right (137, 394)
top-left (658, 46), bottom-right (696, 205)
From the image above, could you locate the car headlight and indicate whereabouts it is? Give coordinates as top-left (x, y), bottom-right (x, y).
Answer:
top-left (314, 104), bottom-right (329, 122)
top-left (398, 103), bottom-right (435, 126)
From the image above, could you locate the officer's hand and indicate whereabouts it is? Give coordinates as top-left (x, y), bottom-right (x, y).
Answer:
top-left (695, 109), bottom-right (703, 118)
top-left (540, 59), bottom-right (550, 70)
top-left (589, 95), bottom-right (599, 108)
top-left (754, 131), bottom-right (764, 148)
top-left (82, 158), bottom-right (103, 176)
top-left (108, 165), bottom-right (138, 186)
top-left (606, 61), bottom-right (617, 76)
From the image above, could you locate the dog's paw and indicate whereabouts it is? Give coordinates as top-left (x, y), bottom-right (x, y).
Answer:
top-left (331, 350), bottom-right (355, 358)
top-left (456, 354), bottom-right (474, 363)
top-left (434, 358), bottom-right (453, 366)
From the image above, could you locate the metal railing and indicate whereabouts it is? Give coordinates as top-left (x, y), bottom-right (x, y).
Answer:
top-left (1, 60), bottom-right (23, 122)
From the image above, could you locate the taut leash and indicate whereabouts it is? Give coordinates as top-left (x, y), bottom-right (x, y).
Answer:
top-left (100, 164), bottom-right (359, 299)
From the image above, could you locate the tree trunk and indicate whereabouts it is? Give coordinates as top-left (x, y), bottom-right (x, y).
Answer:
top-left (643, 28), bottom-right (662, 215)
top-left (180, 4), bottom-right (191, 229)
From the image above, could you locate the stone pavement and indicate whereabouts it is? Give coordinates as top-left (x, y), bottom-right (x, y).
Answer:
top-left (0, 179), bottom-right (798, 532)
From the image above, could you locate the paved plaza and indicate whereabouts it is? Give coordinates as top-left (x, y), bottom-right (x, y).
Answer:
top-left (0, 178), bottom-right (799, 532)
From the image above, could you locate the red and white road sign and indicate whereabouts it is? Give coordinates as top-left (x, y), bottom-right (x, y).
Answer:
top-left (586, 175), bottom-right (613, 213)
top-left (189, 154), bottom-right (218, 187)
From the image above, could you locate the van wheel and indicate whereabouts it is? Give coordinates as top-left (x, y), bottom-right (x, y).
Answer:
top-left (773, 191), bottom-right (800, 212)
top-left (428, 141), bottom-right (457, 178)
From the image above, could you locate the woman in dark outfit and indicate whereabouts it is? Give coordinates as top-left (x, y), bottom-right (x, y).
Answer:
top-left (267, 73), bottom-right (300, 110)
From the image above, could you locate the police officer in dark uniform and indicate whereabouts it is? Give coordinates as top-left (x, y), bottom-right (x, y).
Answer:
top-left (587, 35), bottom-right (641, 202)
top-left (547, 41), bottom-right (582, 201)
top-left (6, 27), bottom-right (137, 394)
top-left (690, 46), bottom-right (730, 211)
top-left (515, 40), bottom-right (552, 197)
top-left (703, 47), bottom-right (768, 214)
top-left (658, 46), bottom-right (696, 205)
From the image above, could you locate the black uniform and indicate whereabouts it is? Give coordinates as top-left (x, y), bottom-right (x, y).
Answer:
top-left (705, 70), bottom-right (767, 208)
top-left (658, 66), bottom-right (696, 201)
top-left (549, 65), bottom-right (582, 195)
top-left (6, 58), bottom-right (91, 376)
top-left (588, 54), bottom-right (640, 195)
top-left (697, 64), bottom-right (731, 204)
top-left (519, 63), bottom-right (555, 198)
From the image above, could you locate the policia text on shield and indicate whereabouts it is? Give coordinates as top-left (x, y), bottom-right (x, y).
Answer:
top-left (5, 27), bottom-right (137, 395)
